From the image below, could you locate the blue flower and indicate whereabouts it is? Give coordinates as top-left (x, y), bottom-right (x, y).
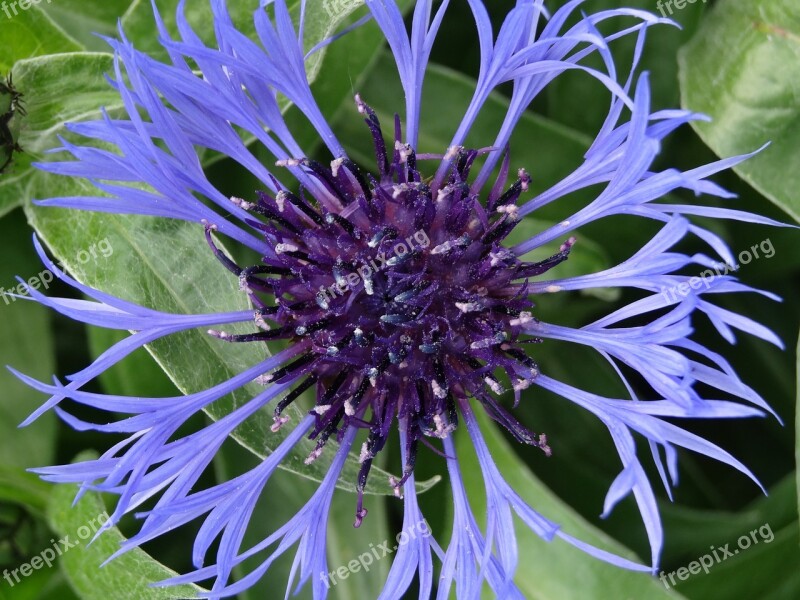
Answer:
top-left (11, 0), bottom-right (790, 598)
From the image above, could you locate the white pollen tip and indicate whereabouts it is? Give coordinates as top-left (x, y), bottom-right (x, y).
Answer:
top-left (431, 241), bottom-right (452, 255)
top-left (359, 442), bottom-right (372, 463)
top-left (331, 157), bottom-right (345, 177)
top-left (518, 168), bottom-right (530, 191)
top-left (207, 329), bottom-right (230, 340)
top-left (510, 311), bottom-right (534, 327)
top-left (560, 236), bottom-right (577, 252)
top-left (354, 93), bottom-right (366, 113)
top-left (455, 301), bottom-right (480, 313)
top-left (485, 377), bottom-right (504, 395)
top-left (470, 338), bottom-right (495, 349)
top-left (496, 204), bottom-right (519, 216)
top-left (445, 145), bottom-right (461, 160)
top-left (389, 477), bottom-right (404, 498)
top-left (274, 243), bottom-right (299, 254)
top-left (230, 196), bottom-right (254, 210)
top-left (513, 378), bottom-right (531, 392)
top-left (312, 404), bottom-right (331, 415)
top-left (545, 284), bottom-right (563, 293)
top-left (560, 220), bottom-right (571, 227)
top-left (395, 142), bottom-right (412, 163)
top-left (255, 314), bottom-right (270, 330)
top-left (344, 401), bottom-right (355, 416)
top-left (432, 413), bottom-right (455, 438)
top-left (431, 380), bottom-right (447, 399)
top-left (304, 447), bottom-right (323, 465)
top-left (275, 158), bottom-right (303, 168)
top-left (271, 415), bottom-right (289, 432)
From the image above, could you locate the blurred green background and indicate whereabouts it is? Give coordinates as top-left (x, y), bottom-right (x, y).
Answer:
top-left (0, 1), bottom-right (798, 598)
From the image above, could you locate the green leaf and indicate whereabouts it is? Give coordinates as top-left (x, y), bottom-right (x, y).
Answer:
top-left (0, 53), bottom-right (121, 218)
top-left (679, 0), bottom-right (800, 223)
top-left (0, 565), bottom-right (74, 600)
top-left (0, 210), bottom-right (56, 470)
top-left (87, 327), bottom-right (178, 398)
top-left (674, 520), bottom-right (800, 599)
top-left (41, 0), bottom-right (133, 51)
top-left (456, 409), bottom-right (682, 599)
top-left (662, 474), bottom-right (797, 562)
top-left (325, 474), bottom-right (391, 599)
top-left (47, 453), bottom-right (204, 599)
top-left (0, 465), bottom-right (51, 516)
top-left (0, 6), bottom-right (81, 72)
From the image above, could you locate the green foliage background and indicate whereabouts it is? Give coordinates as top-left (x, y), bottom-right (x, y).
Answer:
top-left (0, 1), bottom-right (798, 598)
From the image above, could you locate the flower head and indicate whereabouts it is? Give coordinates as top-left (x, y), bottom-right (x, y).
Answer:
top-left (12, 0), bottom-right (789, 598)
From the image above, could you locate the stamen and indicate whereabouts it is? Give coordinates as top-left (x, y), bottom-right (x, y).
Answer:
top-left (261, 352), bottom-right (316, 383)
top-left (204, 223), bottom-right (242, 276)
top-left (325, 212), bottom-right (361, 239)
top-left (355, 94), bottom-right (389, 177)
top-left (368, 227), bottom-right (398, 248)
top-left (207, 327), bottom-right (292, 343)
top-left (274, 374), bottom-right (318, 420)
top-left (279, 190), bottom-right (325, 226)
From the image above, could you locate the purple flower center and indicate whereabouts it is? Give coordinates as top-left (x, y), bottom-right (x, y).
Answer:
top-left (206, 97), bottom-right (571, 526)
